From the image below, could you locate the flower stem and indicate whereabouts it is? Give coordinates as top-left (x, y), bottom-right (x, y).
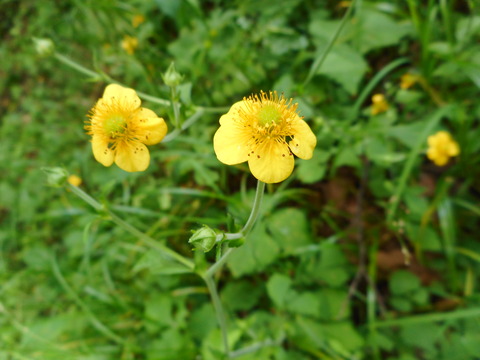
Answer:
top-left (67, 184), bottom-right (194, 270)
top-left (170, 86), bottom-right (182, 129)
top-left (240, 180), bottom-right (265, 236)
top-left (302, 0), bottom-right (356, 87)
top-left (54, 52), bottom-right (171, 106)
top-left (204, 275), bottom-right (230, 357)
top-left (206, 180), bottom-right (265, 278)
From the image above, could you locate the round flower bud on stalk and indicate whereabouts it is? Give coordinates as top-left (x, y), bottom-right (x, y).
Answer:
top-left (42, 167), bottom-right (69, 187)
top-left (33, 37), bottom-right (55, 57)
top-left (189, 225), bottom-right (217, 253)
top-left (163, 62), bottom-right (183, 87)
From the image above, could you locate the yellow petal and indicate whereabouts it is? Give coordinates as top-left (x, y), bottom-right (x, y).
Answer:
top-left (289, 118), bottom-right (317, 159)
top-left (103, 84), bottom-right (141, 108)
top-left (447, 142), bottom-right (460, 156)
top-left (92, 135), bottom-right (114, 167)
top-left (135, 108), bottom-right (168, 145)
top-left (219, 100), bottom-right (251, 126)
top-left (248, 141), bottom-right (294, 183)
top-left (434, 155), bottom-right (448, 166)
top-left (213, 122), bottom-right (250, 165)
top-left (115, 141), bottom-right (150, 172)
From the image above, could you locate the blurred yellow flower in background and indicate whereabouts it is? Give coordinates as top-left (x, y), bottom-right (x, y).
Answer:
top-left (213, 91), bottom-right (317, 183)
top-left (132, 14), bottom-right (145, 28)
top-left (371, 94), bottom-right (389, 115)
top-left (67, 174), bottom-right (82, 187)
top-left (121, 35), bottom-right (138, 55)
top-left (426, 131), bottom-right (460, 166)
top-left (85, 84), bottom-right (167, 172)
top-left (400, 73), bottom-right (418, 90)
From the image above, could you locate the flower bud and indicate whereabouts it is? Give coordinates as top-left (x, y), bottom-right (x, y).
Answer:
top-left (163, 62), bottom-right (183, 87)
top-left (42, 167), bottom-right (69, 187)
top-left (189, 225), bottom-right (217, 252)
top-left (33, 37), bottom-right (55, 57)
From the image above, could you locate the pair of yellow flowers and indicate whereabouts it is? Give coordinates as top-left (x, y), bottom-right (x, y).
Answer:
top-left (86, 84), bottom-right (317, 183)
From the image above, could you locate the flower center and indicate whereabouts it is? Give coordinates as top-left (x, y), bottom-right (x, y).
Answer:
top-left (257, 104), bottom-right (282, 126)
top-left (104, 114), bottom-right (127, 137)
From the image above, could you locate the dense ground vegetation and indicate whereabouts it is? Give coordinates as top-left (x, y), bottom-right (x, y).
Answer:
top-left (1, 0), bottom-right (480, 359)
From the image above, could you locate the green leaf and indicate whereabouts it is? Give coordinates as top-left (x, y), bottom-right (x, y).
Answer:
top-left (133, 250), bottom-right (193, 275)
top-left (222, 280), bottom-right (263, 312)
top-left (296, 149), bottom-right (329, 184)
top-left (188, 303), bottom-right (216, 342)
top-left (144, 294), bottom-right (173, 330)
top-left (287, 292), bottom-right (321, 317)
top-left (353, 8), bottom-right (412, 54)
top-left (266, 273), bottom-right (292, 309)
top-left (315, 43), bottom-right (368, 95)
top-left (227, 223), bottom-right (280, 277)
top-left (268, 208), bottom-right (312, 254)
top-left (389, 270), bottom-right (421, 295)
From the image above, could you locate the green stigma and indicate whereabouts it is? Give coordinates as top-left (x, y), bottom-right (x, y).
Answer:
top-left (104, 114), bottom-right (126, 137)
top-left (258, 104), bottom-right (282, 126)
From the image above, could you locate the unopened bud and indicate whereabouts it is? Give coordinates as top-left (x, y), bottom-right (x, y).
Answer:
top-left (33, 38), bottom-right (55, 57)
top-left (163, 62), bottom-right (183, 87)
top-left (42, 167), bottom-right (69, 187)
top-left (189, 225), bottom-right (217, 252)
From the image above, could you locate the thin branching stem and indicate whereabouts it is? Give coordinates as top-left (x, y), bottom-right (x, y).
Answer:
top-left (204, 275), bottom-right (230, 357)
top-left (67, 184), bottom-right (194, 270)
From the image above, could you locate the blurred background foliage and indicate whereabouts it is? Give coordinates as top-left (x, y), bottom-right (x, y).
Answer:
top-left (1, 0), bottom-right (480, 359)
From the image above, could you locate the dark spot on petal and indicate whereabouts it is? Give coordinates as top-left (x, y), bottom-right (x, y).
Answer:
top-left (282, 154), bottom-right (285, 157)
top-left (257, 155), bottom-right (260, 159)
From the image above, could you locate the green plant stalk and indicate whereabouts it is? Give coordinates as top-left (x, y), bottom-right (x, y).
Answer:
top-left (171, 86), bottom-right (181, 129)
top-left (54, 52), bottom-right (232, 113)
top-left (372, 307), bottom-right (480, 328)
top-left (200, 180), bottom-right (266, 357)
top-left (302, 0), bottom-right (356, 87)
top-left (51, 254), bottom-right (125, 344)
top-left (206, 180), bottom-right (265, 278)
top-left (54, 52), bottom-right (171, 106)
top-left (204, 275), bottom-right (230, 357)
top-left (163, 108), bottom-right (205, 143)
top-left (67, 184), bottom-right (194, 270)
top-left (387, 105), bottom-right (452, 225)
top-left (350, 57), bottom-right (409, 120)
top-left (230, 340), bottom-right (278, 358)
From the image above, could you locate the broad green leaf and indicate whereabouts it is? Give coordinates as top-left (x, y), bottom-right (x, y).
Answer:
top-left (315, 43), bottom-right (368, 95)
top-left (227, 223), bottom-right (280, 277)
top-left (222, 280), bottom-right (263, 312)
top-left (268, 208), bottom-right (312, 254)
top-left (144, 294), bottom-right (173, 329)
top-left (287, 292), bottom-right (320, 317)
top-left (389, 270), bottom-right (421, 295)
top-left (296, 149), bottom-right (329, 184)
top-left (266, 273), bottom-right (292, 309)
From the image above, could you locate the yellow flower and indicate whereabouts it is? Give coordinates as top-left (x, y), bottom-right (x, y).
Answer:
top-left (85, 84), bottom-right (168, 172)
top-left (371, 94), bottom-right (389, 115)
top-left (121, 35), bottom-right (138, 55)
top-left (426, 131), bottom-right (460, 166)
top-left (400, 73), bottom-right (418, 90)
top-left (132, 14), bottom-right (145, 28)
top-left (213, 91), bottom-right (317, 183)
top-left (67, 175), bottom-right (82, 187)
